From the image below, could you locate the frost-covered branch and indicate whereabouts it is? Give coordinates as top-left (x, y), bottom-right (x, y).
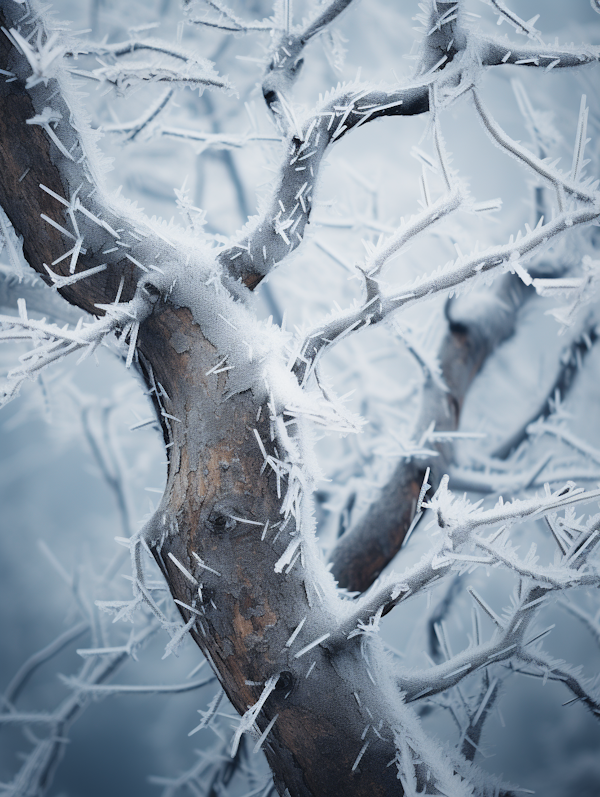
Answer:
top-left (296, 208), bottom-right (598, 388)
top-left (101, 87), bottom-right (175, 142)
top-left (0, 291), bottom-right (151, 408)
top-left (473, 91), bottom-right (598, 207)
top-left (292, 186), bottom-right (464, 385)
top-left (398, 584), bottom-right (550, 702)
top-left (61, 673), bottom-right (215, 695)
top-left (559, 599), bottom-right (600, 649)
top-left (217, 2), bottom-right (600, 290)
top-left (0, 620), bottom-right (157, 797)
top-left (397, 573), bottom-right (600, 716)
top-left (335, 480), bottom-right (600, 637)
top-left (0, 264), bottom-right (87, 325)
top-left (528, 417), bottom-right (600, 466)
top-left (218, 81), bottom-right (431, 288)
top-left (492, 322), bottom-right (598, 459)
top-left (2, 621), bottom-right (89, 706)
top-left (483, 0), bottom-right (543, 41)
top-left (156, 127), bottom-right (282, 148)
top-left (79, 397), bottom-right (134, 542)
top-left (69, 61), bottom-right (230, 93)
top-left (515, 649), bottom-right (600, 718)
top-left (184, 0), bottom-right (272, 33)
top-left (480, 35), bottom-right (600, 70)
top-left (329, 82), bottom-right (599, 590)
top-left (66, 35), bottom-right (231, 94)
top-left (308, 91), bottom-right (599, 385)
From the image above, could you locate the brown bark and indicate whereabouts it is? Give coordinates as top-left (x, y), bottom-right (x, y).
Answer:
top-left (0, 5), bottom-right (415, 794)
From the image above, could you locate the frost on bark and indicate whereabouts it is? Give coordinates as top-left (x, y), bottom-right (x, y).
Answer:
top-left (1, 1), bottom-right (600, 796)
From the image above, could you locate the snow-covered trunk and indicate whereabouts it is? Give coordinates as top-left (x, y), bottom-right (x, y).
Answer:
top-left (138, 305), bottom-right (411, 796)
top-left (0, 5), bottom-right (409, 793)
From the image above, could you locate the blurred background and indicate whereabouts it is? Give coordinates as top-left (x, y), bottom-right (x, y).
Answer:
top-left (1, 1), bottom-right (600, 795)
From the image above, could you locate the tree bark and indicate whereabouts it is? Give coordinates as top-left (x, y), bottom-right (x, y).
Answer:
top-left (0, 4), bottom-right (424, 794)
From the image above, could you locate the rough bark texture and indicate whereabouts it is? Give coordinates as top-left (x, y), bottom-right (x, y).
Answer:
top-left (137, 307), bottom-right (405, 796)
top-left (0, 4), bottom-right (416, 794)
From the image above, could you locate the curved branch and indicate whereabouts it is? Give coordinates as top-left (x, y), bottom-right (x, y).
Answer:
top-left (218, 82), bottom-right (431, 288)
top-left (2, 621), bottom-right (89, 706)
top-left (480, 36), bottom-right (600, 70)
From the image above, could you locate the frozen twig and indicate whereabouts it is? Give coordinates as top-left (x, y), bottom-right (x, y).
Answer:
top-left (334, 481), bottom-right (600, 637)
top-left (0, 292), bottom-right (151, 408)
top-left (60, 673), bottom-right (215, 695)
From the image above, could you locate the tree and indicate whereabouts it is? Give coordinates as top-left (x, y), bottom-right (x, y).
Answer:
top-left (1, 0), bottom-right (600, 794)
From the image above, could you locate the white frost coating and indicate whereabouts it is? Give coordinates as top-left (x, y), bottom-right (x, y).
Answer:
top-left (392, 710), bottom-right (475, 797)
top-left (231, 674), bottom-right (278, 757)
top-left (294, 633), bottom-right (331, 659)
top-left (284, 616), bottom-right (307, 648)
top-left (191, 551), bottom-right (221, 577)
top-left (0, 207), bottom-right (24, 276)
top-left (167, 552), bottom-right (198, 585)
top-left (252, 713), bottom-right (279, 753)
top-left (274, 537), bottom-right (301, 574)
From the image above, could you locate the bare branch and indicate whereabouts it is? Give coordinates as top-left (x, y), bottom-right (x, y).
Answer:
top-left (2, 621), bottom-right (89, 706)
top-left (60, 673), bottom-right (215, 695)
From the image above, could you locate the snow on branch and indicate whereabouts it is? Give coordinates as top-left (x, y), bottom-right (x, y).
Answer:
top-left (289, 96), bottom-right (600, 385)
top-left (0, 290), bottom-right (151, 408)
top-left (334, 479), bottom-right (600, 640)
top-left (65, 33), bottom-right (232, 95)
top-left (218, 81), bottom-right (431, 287)
top-left (60, 673), bottom-right (215, 695)
top-left (184, 0), bottom-right (273, 33)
